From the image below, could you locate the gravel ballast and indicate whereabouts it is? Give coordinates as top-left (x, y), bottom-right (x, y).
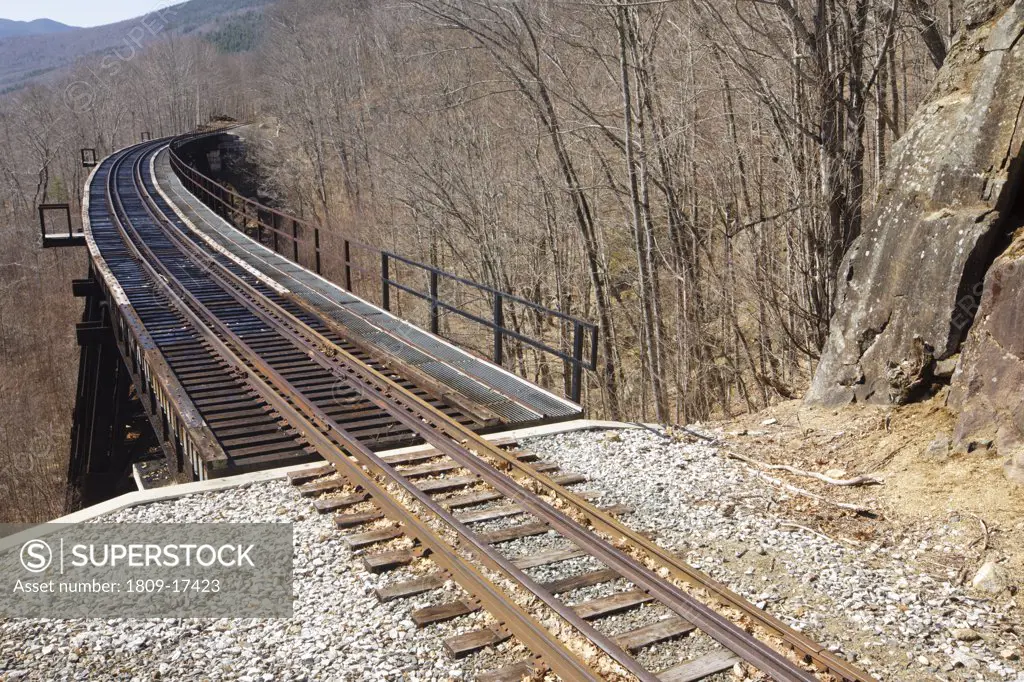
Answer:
top-left (0, 481), bottom-right (516, 681)
top-left (523, 428), bottom-right (1024, 682)
top-left (1, 426), bottom-right (1020, 681)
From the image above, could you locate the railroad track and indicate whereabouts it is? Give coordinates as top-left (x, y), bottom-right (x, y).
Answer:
top-left (96, 138), bottom-right (876, 682)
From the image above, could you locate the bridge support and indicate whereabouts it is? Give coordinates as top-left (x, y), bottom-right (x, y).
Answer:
top-left (66, 268), bottom-right (157, 509)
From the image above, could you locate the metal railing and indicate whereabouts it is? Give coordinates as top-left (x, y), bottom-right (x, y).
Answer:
top-left (167, 134), bottom-right (598, 403)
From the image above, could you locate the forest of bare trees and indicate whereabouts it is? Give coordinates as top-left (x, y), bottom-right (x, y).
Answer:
top-left (253, 0), bottom-right (958, 422)
top-left (0, 0), bottom-right (962, 520)
top-left (0, 31), bottom-right (253, 520)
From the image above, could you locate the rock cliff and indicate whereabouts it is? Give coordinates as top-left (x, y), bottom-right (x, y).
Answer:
top-left (807, 0), bottom-right (1024, 410)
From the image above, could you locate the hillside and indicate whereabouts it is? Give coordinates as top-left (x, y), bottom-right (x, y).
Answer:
top-left (0, 0), bottom-right (271, 92)
top-left (0, 18), bottom-right (77, 39)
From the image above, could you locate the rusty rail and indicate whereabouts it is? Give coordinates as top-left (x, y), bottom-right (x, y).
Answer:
top-left (113, 138), bottom-right (873, 682)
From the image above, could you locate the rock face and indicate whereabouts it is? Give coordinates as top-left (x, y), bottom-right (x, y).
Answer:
top-left (949, 229), bottom-right (1024, 478)
top-left (807, 0), bottom-right (1024, 406)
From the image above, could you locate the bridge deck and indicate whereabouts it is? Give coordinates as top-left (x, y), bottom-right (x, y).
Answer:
top-left (150, 148), bottom-right (580, 430)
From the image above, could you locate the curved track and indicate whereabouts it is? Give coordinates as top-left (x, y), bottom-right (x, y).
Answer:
top-left (89, 138), bottom-right (876, 682)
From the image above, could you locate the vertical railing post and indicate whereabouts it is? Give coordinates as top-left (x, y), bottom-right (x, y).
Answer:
top-left (314, 228), bottom-right (322, 275)
top-left (493, 293), bottom-right (504, 365)
top-left (429, 270), bottom-right (439, 335)
top-left (272, 219), bottom-right (279, 253)
top-left (292, 219), bottom-right (299, 262)
top-left (343, 240), bottom-right (352, 291)
top-left (570, 321), bottom-right (585, 404)
top-left (381, 252), bottom-right (390, 311)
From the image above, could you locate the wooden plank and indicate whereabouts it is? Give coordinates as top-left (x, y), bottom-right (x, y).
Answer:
top-left (444, 626), bottom-right (510, 658)
top-left (540, 568), bottom-right (619, 595)
top-left (379, 441), bottom-right (528, 467)
top-left (476, 661), bottom-right (536, 682)
top-left (375, 572), bottom-right (447, 602)
top-left (204, 408), bottom-right (274, 426)
top-left (343, 527), bottom-right (404, 549)
top-left (397, 460), bottom-right (461, 479)
top-left (512, 547), bottom-right (586, 570)
top-left (417, 567), bottom-right (621, 628)
top-left (614, 617), bottom-right (695, 652)
top-left (573, 589), bottom-right (652, 620)
top-left (411, 599), bottom-right (476, 626)
top-left (528, 461), bottom-right (560, 474)
top-left (443, 489), bottom-right (504, 509)
top-left (552, 473), bottom-right (587, 486)
top-left (300, 478), bottom-right (347, 497)
top-left (658, 649), bottom-right (741, 682)
top-left (442, 482), bottom-right (600, 512)
top-left (222, 428), bottom-right (301, 448)
top-left (334, 510), bottom-right (384, 529)
top-left (313, 492), bottom-right (370, 513)
top-left (288, 464), bottom-right (334, 485)
top-left (442, 477), bottom-right (598, 509)
top-left (456, 503), bottom-right (527, 524)
top-left (454, 493), bottom-right (606, 523)
top-left (480, 521), bottom-right (550, 545)
top-left (382, 450), bottom-right (443, 466)
top-left (415, 475), bottom-right (478, 494)
top-left (216, 422), bottom-right (290, 439)
top-left (363, 549), bottom-right (415, 573)
top-left (478, 505), bottom-right (629, 544)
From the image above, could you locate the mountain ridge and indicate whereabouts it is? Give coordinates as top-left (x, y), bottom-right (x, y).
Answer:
top-left (0, 18), bottom-right (77, 39)
top-left (0, 0), bottom-right (270, 93)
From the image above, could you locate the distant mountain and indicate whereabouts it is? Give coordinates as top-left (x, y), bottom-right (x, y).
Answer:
top-left (0, 0), bottom-right (271, 93)
top-left (0, 18), bottom-right (77, 39)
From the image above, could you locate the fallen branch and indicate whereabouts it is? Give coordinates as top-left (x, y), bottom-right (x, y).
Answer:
top-left (723, 449), bottom-right (883, 487)
top-left (751, 469), bottom-right (876, 515)
top-left (959, 512), bottom-right (991, 554)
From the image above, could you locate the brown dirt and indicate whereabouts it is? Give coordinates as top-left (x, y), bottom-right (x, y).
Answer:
top-left (703, 389), bottom-right (1024, 592)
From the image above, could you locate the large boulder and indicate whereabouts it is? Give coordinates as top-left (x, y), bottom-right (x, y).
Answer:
top-left (806, 0), bottom-right (1024, 405)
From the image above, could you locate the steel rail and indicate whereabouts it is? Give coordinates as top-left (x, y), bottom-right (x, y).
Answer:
top-left (132, 144), bottom-right (663, 681)
top-left (90, 144), bottom-right (228, 481)
top-left (132, 143), bottom-right (819, 681)
top-left (104, 142), bottom-right (602, 682)
top-left (474, 452), bottom-right (879, 681)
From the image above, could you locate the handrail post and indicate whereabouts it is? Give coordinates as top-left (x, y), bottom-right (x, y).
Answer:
top-left (381, 252), bottom-right (390, 311)
top-left (344, 240), bottom-right (352, 291)
top-left (314, 228), bottom-right (322, 275)
top-left (429, 270), bottom-right (439, 335)
top-left (292, 219), bottom-right (299, 262)
top-left (493, 293), bottom-right (504, 365)
top-left (570, 321), bottom-right (585, 404)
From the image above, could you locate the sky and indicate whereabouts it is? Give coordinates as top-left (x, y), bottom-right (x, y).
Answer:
top-left (0, 0), bottom-right (167, 28)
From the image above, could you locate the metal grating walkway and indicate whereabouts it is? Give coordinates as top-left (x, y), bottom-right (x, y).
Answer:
top-left (151, 148), bottom-right (582, 431)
